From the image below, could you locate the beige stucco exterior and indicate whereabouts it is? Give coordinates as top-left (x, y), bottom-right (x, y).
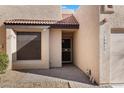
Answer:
top-left (0, 5), bottom-right (63, 69)
top-left (0, 5), bottom-right (104, 84)
top-left (5, 26), bottom-right (63, 69)
top-left (100, 6), bottom-right (124, 84)
top-left (6, 26), bottom-right (50, 69)
top-left (73, 5), bottom-right (124, 84)
top-left (0, 5), bottom-right (62, 52)
top-left (2, 5), bottom-right (124, 85)
top-left (74, 5), bottom-right (100, 84)
top-left (50, 29), bottom-right (62, 67)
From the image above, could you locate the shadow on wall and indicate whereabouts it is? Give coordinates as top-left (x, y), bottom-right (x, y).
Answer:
top-left (0, 24), bottom-right (6, 52)
top-left (11, 31), bottom-right (95, 85)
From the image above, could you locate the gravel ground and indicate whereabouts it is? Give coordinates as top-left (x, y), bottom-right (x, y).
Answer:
top-left (0, 64), bottom-right (112, 88)
top-left (0, 70), bottom-right (112, 88)
top-left (0, 71), bottom-right (70, 88)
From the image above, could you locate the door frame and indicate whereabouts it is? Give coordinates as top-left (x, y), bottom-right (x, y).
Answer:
top-left (62, 36), bottom-right (73, 63)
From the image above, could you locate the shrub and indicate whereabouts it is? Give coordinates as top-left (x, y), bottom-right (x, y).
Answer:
top-left (0, 53), bottom-right (9, 73)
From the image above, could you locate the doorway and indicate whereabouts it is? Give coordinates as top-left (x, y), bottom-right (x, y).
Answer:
top-left (62, 38), bottom-right (72, 63)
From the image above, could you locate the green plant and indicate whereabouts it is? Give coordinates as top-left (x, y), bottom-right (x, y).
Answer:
top-left (0, 53), bottom-right (9, 73)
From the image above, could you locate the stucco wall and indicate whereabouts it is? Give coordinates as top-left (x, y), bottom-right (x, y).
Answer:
top-left (0, 5), bottom-right (62, 52)
top-left (49, 29), bottom-right (62, 67)
top-left (0, 5), bottom-right (61, 20)
top-left (74, 5), bottom-right (100, 84)
top-left (0, 25), bottom-right (5, 52)
top-left (100, 6), bottom-right (124, 84)
top-left (6, 27), bottom-right (62, 69)
top-left (6, 27), bottom-right (50, 69)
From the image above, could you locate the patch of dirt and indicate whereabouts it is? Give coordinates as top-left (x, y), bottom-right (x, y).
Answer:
top-left (0, 71), bottom-right (69, 88)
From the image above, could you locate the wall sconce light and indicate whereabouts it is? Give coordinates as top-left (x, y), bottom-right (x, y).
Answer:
top-left (103, 18), bottom-right (107, 23)
top-left (100, 18), bottom-right (107, 25)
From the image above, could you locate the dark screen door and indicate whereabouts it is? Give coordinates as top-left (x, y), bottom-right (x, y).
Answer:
top-left (62, 39), bottom-right (72, 63)
top-left (17, 32), bottom-right (41, 60)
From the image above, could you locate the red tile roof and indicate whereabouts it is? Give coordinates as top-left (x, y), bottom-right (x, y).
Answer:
top-left (4, 15), bottom-right (79, 29)
top-left (58, 15), bottom-right (78, 25)
top-left (5, 19), bottom-right (57, 25)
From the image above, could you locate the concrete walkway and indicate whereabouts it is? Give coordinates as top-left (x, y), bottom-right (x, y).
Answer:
top-left (0, 64), bottom-right (111, 88)
top-left (17, 64), bottom-right (92, 84)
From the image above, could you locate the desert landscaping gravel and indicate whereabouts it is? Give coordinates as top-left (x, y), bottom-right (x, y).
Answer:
top-left (0, 70), bottom-right (111, 88)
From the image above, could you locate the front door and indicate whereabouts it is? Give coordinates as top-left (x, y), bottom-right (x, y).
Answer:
top-left (62, 38), bottom-right (72, 63)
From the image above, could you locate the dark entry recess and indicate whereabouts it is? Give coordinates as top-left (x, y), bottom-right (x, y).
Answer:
top-left (62, 39), bottom-right (72, 63)
top-left (17, 32), bottom-right (41, 60)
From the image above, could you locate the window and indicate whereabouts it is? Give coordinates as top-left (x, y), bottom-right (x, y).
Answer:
top-left (17, 32), bottom-right (41, 60)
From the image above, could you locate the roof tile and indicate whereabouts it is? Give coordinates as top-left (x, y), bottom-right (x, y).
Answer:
top-left (4, 14), bottom-right (79, 29)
